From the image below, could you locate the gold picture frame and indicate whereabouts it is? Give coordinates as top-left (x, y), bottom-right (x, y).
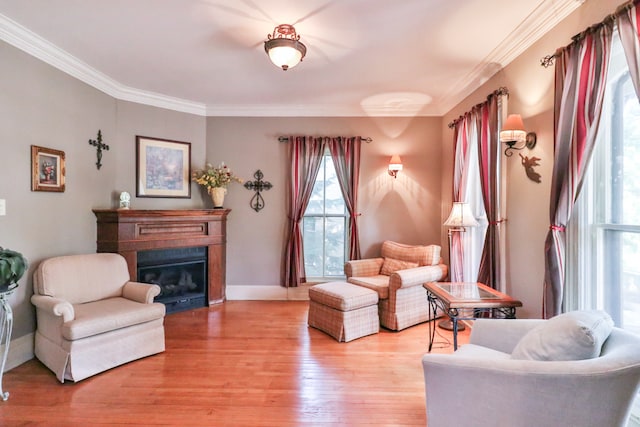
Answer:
top-left (136, 136), bottom-right (191, 198)
top-left (31, 145), bottom-right (66, 192)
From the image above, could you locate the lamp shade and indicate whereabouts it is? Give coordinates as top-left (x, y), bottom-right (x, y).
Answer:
top-left (388, 155), bottom-right (403, 171)
top-left (500, 114), bottom-right (527, 143)
top-left (443, 202), bottom-right (479, 227)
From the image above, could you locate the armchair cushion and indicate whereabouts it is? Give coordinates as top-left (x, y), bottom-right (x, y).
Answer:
top-left (380, 258), bottom-right (418, 275)
top-left (347, 275), bottom-right (390, 299)
top-left (62, 297), bottom-right (166, 341)
top-left (511, 310), bottom-right (614, 361)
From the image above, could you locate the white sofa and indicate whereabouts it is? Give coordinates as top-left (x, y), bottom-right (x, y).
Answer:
top-left (32, 253), bottom-right (166, 383)
top-left (345, 241), bottom-right (448, 330)
top-left (422, 316), bottom-right (640, 427)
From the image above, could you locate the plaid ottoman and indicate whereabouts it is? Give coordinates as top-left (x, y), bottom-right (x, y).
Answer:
top-left (308, 281), bottom-right (379, 342)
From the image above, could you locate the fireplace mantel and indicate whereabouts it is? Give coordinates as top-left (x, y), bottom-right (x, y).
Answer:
top-left (93, 209), bottom-right (230, 304)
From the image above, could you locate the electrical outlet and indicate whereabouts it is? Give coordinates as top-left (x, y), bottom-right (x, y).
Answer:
top-left (0, 199), bottom-right (5, 216)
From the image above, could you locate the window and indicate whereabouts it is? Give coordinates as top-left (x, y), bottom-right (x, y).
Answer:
top-left (302, 150), bottom-right (348, 279)
top-left (462, 122), bottom-right (488, 282)
top-left (568, 33), bottom-right (640, 335)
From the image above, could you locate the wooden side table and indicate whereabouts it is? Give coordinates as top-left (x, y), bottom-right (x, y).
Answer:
top-left (423, 282), bottom-right (522, 351)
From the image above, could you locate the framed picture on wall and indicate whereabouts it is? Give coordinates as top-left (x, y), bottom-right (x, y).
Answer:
top-left (31, 145), bottom-right (66, 192)
top-left (136, 136), bottom-right (191, 198)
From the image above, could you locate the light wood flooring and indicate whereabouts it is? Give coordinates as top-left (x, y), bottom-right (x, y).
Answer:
top-left (0, 301), bottom-right (469, 426)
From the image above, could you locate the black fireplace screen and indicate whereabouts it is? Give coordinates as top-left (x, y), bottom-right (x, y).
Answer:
top-left (137, 247), bottom-right (207, 314)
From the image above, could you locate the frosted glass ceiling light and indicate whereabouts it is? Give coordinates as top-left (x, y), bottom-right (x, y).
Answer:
top-left (264, 24), bottom-right (307, 71)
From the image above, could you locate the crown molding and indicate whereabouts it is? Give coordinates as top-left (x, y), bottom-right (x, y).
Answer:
top-left (205, 103), bottom-right (440, 117)
top-left (0, 13), bottom-right (207, 116)
top-left (436, 0), bottom-right (585, 115)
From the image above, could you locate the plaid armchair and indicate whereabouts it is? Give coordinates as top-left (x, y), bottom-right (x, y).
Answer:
top-left (345, 241), bottom-right (448, 330)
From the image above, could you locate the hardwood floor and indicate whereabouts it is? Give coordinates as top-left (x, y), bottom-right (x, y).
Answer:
top-left (0, 301), bottom-right (469, 426)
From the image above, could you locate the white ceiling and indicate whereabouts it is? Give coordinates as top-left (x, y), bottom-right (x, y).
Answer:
top-left (0, 0), bottom-right (583, 117)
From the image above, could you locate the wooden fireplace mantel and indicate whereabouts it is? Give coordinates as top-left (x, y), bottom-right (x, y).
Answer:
top-left (92, 209), bottom-right (230, 304)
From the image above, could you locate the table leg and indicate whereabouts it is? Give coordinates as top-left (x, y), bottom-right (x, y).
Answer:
top-left (0, 294), bottom-right (13, 401)
top-left (452, 316), bottom-right (458, 351)
top-left (427, 297), bottom-right (436, 352)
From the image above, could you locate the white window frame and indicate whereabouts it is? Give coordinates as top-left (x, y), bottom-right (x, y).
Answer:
top-left (567, 32), bottom-right (640, 331)
top-left (302, 149), bottom-right (349, 280)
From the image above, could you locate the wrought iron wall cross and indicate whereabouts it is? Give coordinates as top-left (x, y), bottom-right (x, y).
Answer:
top-left (244, 170), bottom-right (272, 212)
top-left (88, 130), bottom-right (109, 170)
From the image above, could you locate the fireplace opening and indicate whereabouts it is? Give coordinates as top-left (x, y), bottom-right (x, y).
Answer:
top-left (137, 247), bottom-right (207, 314)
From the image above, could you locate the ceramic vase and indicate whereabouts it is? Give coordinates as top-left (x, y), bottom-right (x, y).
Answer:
top-left (210, 187), bottom-right (226, 208)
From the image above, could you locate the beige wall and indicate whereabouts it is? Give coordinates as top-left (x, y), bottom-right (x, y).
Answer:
top-left (440, 0), bottom-right (619, 318)
top-left (0, 40), bottom-right (206, 339)
top-left (206, 116), bottom-right (443, 287)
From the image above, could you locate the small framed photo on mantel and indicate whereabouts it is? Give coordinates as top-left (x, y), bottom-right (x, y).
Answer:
top-left (31, 145), bottom-right (66, 192)
top-left (136, 136), bottom-right (191, 198)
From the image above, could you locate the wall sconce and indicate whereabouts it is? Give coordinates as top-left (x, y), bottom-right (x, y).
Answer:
top-left (388, 155), bottom-right (403, 178)
top-left (500, 114), bottom-right (537, 157)
top-left (264, 24), bottom-right (307, 71)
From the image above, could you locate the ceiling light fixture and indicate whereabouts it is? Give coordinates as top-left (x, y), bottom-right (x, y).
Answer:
top-left (264, 24), bottom-right (307, 71)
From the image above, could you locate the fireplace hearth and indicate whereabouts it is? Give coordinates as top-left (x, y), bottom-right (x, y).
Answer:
top-left (137, 247), bottom-right (207, 314)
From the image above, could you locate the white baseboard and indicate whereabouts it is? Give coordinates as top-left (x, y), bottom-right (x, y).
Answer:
top-left (1, 332), bottom-right (34, 372)
top-left (226, 284), bottom-right (311, 301)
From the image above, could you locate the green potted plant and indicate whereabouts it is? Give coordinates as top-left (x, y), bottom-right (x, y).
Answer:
top-left (0, 247), bottom-right (28, 292)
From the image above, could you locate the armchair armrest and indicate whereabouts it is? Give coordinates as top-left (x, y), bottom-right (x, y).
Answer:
top-left (30, 295), bottom-right (75, 322)
top-left (123, 281), bottom-right (161, 304)
top-left (344, 258), bottom-right (384, 278)
top-left (389, 264), bottom-right (448, 290)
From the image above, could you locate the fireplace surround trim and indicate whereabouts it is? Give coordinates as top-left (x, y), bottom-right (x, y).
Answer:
top-left (93, 209), bottom-right (230, 305)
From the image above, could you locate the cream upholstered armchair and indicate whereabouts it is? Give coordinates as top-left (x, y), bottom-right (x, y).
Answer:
top-left (32, 253), bottom-right (166, 383)
top-left (345, 240), bottom-right (448, 330)
top-left (422, 312), bottom-right (640, 427)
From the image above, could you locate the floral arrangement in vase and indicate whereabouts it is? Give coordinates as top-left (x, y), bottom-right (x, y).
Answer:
top-left (192, 162), bottom-right (243, 208)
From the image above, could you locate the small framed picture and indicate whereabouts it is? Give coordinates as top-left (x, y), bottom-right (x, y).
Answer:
top-left (31, 145), bottom-right (66, 192)
top-left (136, 136), bottom-right (191, 198)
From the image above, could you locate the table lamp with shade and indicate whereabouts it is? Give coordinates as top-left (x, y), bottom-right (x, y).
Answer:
top-left (440, 201), bottom-right (479, 331)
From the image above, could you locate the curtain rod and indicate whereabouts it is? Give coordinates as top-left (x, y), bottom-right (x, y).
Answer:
top-left (278, 136), bottom-right (373, 143)
top-left (447, 86), bottom-right (509, 129)
top-left (540, 0), bottom-right (633, 68)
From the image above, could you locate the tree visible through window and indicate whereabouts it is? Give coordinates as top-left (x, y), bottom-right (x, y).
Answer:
top-left (302, 150), bottom-right (348, 278)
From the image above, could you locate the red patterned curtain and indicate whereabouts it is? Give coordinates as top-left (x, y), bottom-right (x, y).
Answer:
top-left (450, 114), bottom-right (473, 282)
top-left (328, 137), bottom-right (362, 261)
top-left (618, 0), bottom-right (640, 100)
top-left (284, 136), bottom-right (326, 287)
top-left (476, 93), bottom-right (505, 291)
top-left (543, 22), bottom-right (613, 318)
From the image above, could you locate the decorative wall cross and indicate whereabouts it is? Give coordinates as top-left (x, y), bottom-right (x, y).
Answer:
top-left (88, 130), bottom-right (109, 170)
top-left (244, 170), bottom-right (272, 212)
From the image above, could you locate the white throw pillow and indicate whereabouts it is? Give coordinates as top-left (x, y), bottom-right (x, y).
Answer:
top-left (511, 310), bottom-right (614, 361)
